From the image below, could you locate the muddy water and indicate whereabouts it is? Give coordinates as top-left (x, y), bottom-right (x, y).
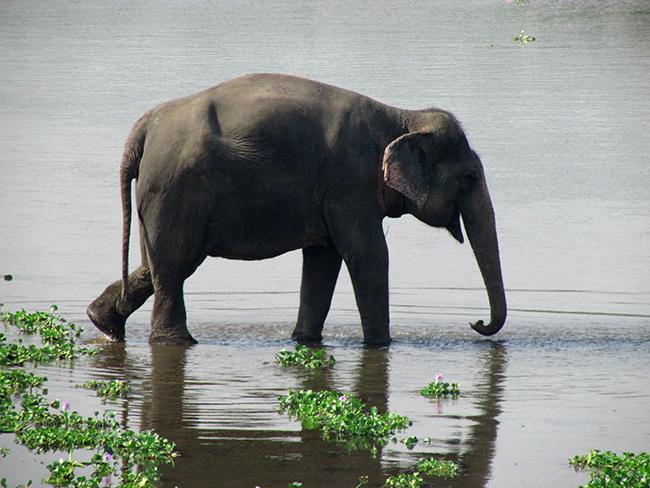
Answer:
top-left (1, 0), bottom-right (649, 486)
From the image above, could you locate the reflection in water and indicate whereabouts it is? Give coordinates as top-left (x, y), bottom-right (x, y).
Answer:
top-left (121, 343), bottom-right (507, 487)
top-left (137, 346), bottom-right (391, 487)
top-left (450, 342), bottom-right (507, 488)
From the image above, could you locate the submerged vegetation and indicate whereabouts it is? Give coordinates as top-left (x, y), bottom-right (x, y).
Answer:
top-left (275, 344), bottom-right (335, 369)
top-left (1, 306), bottom-right (177, 487)
top-left (570, 450), bottom-right (649, 488)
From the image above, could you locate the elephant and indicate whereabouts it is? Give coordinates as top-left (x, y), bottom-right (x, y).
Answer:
top-left (87, 73), bottom-right (507, 345)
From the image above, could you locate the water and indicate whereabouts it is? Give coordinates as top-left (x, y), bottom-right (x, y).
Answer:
top-left (1, 1), bottom-right (649, 486)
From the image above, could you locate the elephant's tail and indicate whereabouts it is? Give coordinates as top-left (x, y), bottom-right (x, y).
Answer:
top-left (119, 112), bottom-right (148, 309)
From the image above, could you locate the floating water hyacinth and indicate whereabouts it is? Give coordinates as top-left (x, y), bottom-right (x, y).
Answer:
top-left (569, 450), bottom-right (650, 487)
top-left (3, 274), bottom-right (12, 281)
top-left (279, 389), bottom-right (411, 452)
top-left (83, 379), bottom-right (130, 399)
top-left (0, 306), bottom-right (177, 487)
top-left (416, 458), bottom-right (460, 479)
top-left (385, 472), bottom-right (424, 488)
top-left (420, 374), bottom-right (460, 398)
top-left (514, 30), bottom-right (536, 47)
top-left (275, 344), bottom-right (335, 369)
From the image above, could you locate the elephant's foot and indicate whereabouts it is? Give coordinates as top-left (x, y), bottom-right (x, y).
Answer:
top-left (362, 331), bottom-right (391, 347)
top-left (87, 291), bottom-right (126, 342)
top-left (292, 332), bottom-right (323, 345)
top-left (291, 326), bottom-right (323, 344)
top-left (149, 328), bottom-right (197, 346)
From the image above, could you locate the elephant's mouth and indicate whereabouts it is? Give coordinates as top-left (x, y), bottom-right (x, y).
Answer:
top-left (446, 212), bottom-right (464, 243)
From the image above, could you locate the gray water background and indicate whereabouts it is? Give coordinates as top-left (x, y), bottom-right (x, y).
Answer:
top-left (1, 1), bottom-right (649, 487)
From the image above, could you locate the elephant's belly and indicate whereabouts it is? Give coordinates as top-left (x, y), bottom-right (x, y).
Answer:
top-left (206, 214), bottom-right (330, 261)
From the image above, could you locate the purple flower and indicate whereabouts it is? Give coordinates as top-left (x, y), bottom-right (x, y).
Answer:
top-left (61, 400), bottom-right (70, 412)
top-left (434, 374), bottom-right (443, 383)
top-left (101, 475), bottom-right (112, 487)
top-left (103, 452), bottom-right (113, 463)
top-left (338, 395), bottom-right (348, 403)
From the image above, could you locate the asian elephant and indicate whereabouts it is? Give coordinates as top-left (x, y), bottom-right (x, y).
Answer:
top-left (87, 73), bottom-right (507, 345)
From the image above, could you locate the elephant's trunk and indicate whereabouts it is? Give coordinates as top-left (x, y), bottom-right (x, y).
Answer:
top-left (459, 177), bottom-right (507, 336)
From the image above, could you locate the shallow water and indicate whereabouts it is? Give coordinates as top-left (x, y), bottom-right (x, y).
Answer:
top-left (1, 0), bottom-right (649, 486)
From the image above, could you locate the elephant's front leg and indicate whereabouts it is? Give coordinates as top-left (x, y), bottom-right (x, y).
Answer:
top-left (334, 220), bottom-right (390, 346)
top-left (293, 245), bottom-right (342, 343)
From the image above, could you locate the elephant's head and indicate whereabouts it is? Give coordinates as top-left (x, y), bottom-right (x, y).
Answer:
top-left (382, 113), bottom-right (507, 336)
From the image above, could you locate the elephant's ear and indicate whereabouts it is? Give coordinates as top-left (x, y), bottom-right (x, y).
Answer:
top-left (382, 131), bottom-right (434, 208)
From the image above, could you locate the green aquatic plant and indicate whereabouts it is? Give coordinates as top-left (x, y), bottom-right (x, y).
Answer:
top-left (419, 374), bottom-right (460, 398)
top-left (416, 458), bottom-right (459, 479)
top-left (1, 389), bottom-right (176, 487)
top-left (82, 379), bottom-right (130, 399)
top-left (275, 344), bottom-right (335, 369)
top-left (1, 305), bottom-right (82, 343)
top-left (570, 450), bottom-right (649, 488)
top-left (356, 476), bottom-right (369, 487)
top-left (401, 435), bottom-right (418, 449)
top-left (0, 479), bottom-right (32, 488)
top-left (514, 29), bottom-right (536, 47)
top-left (0, 306), bottom-right (96, 366)
top-left (384, 472), bottom-right (424, 488)
top-left (0, 369), bottom-right (46, 397)
top-left (0, 307), bottom-right (177, 488)
top-left (383, 457), bottom-right (459, 487)
top-left (0, 335), bottom-right (96, 367)
top-left (279, 389), bottom-right (411, 451)
top-left (3, 274), bottom-right (12, 281)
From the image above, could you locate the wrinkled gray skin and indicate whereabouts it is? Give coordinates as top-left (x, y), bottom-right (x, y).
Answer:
top-left (87, 73), bottom-right (507, 345)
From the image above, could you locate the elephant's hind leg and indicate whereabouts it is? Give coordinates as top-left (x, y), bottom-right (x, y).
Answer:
top-left (87, 266), bottom-right (153, 341)
top-left (149, 275), bottom-right (197, 345)
top-left (142, 205), bottom-right (207, 345)
top-left (292, 245), bottom-right (342, 343)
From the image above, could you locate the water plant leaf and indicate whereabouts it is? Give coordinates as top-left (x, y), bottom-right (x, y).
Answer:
top-left (385, 472), bottom-right (424, 488)
top-left (513, 29), bottom-right (536, 48)
top-left (416, 458), bottom-right (459, 479)
top-left (279, 389), bottom-right (411, 452)
top-left (0, 307), bottom-right (176, 488)
top-left (82, 379), bottom-right (130, 399)
top-left (275, 345), bottom-right (335, 369)
top-left (570, 450), bottom-right (649, 487)
top-left (419, 379), bottom-right (460, 399)
top-left (0, 307), bottom-right (96, 366)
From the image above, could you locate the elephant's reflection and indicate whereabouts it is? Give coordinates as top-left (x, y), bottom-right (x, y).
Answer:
top-left (135, 346), bottom-right (389, 488)
top-left (96, 341), bottom-right (506, 488)
top-left (448, 341), bottom-right (507, 488)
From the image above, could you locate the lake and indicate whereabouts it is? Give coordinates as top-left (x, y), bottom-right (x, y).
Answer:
top-left (1, 1), bottom-right (649, 487)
